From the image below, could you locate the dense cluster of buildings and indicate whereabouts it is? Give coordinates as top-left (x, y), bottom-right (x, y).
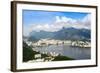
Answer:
top-left (32, 39), bottom-right (71, 47)
top-left (25, 38), bottom-right (91, 48)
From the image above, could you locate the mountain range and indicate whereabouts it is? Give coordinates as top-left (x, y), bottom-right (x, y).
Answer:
top-left (25, 27), bottom-right (91, 41)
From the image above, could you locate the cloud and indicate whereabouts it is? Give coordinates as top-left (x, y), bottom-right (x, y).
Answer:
top-left (55, 15), bottom-right (91, 29)
top-left (55, 16), bottom-right (77, 23)
top-left (23, 14), bottom-right (91, 36)
top-left (82, 14), bottom-right (91, 29)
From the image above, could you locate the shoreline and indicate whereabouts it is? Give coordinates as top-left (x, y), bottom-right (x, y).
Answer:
top-left (25, 38), bottom-right (91, 48)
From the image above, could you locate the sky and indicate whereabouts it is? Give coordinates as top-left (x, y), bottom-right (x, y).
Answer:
top-left (23, 10), bottom-right (91, 36)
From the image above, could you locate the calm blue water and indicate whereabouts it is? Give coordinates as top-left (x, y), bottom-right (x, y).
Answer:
top-left (32, 44), bottom-right (91, 60)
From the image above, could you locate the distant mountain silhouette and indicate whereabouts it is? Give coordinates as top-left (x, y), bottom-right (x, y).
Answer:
top-left (54, 27), bottom-right (90, 40)
top-left (27, 27), bottom-right (90, 41)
